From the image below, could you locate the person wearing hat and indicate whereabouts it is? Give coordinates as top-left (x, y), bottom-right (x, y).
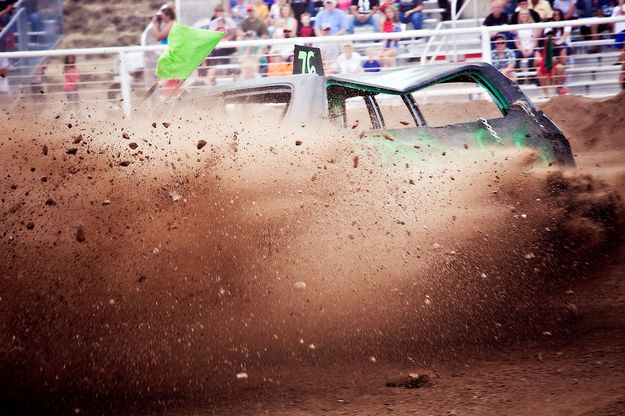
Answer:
top-left (314, 0), bottom-right (350, 36)
top-left (238, 4), bottom-right (269, 38)
top-left (490, 33), bottom-right (516, 81)
top-left (334, 40), bottom-right (363, 73)
top-left (151, 6), bottom-right (176, 45)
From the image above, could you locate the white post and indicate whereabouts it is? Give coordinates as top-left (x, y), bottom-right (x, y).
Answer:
top-left (481, 26), bottom-right (492, 64)
top-left (473, 0), bottom-right (479, 25)
top-left (451, 0), bottom-right (458, 62)
top-left (118, 51), bottom-right (133, 118)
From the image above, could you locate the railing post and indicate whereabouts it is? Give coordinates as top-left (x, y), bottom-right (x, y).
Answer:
top-left (118, 51), bottom-right (133, 118)
top-left (481, 26), bottom-right (492, 64)
top-left (17, 9), bottom-right (27, 51)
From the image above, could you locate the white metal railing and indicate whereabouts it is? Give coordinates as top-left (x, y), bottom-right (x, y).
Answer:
top-left (0, 15), bottom-right (623, 116)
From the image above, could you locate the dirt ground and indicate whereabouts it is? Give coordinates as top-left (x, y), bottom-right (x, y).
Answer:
top-left (0, 93), bottom-right (624, 416)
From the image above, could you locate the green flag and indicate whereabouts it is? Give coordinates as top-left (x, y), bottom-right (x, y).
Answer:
top-left (544, 34), bottom-right (553, 74)
top-left (156, 23), bottom-right (225, 80)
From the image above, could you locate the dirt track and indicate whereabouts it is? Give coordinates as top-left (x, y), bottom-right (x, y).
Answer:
top-left (0, 94), bottom-right (624, 415)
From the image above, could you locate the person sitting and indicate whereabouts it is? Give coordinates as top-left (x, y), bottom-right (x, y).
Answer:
top-left (491, 33), bottom-right (517, 81)
top-left (483, 1), bottom-right (511, 45)
top-left (397, 0), bottom-right (425, 30)
top-left (298, 12), bottom-right (315, 36)
top-left (529, 0), bottom-right (553, 21)
top-left (511, 0), bottom-right (541, 23)
top-left (314, 0), bottom-right (350, 36)
top-left (349, 0), bottom-right (382, 33)
top-left (334, 40), bottom-right (363, 73)
top-left (553, 0), bottom-right (576, 20)
top-left (379, 5), bottom-right (401, 66)
top-left (238, 5), bottom-right (269, 38)
top-left (363, 47), bottom-right (382, 71)
top-left (547, 8), bottom-right (572, 67)
top-left (512, 9), bottom-right (540, 80)
top-left (535, 31), bottom-right (568, 95)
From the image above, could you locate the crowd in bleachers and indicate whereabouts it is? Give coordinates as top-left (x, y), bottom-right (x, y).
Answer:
top-left (151, 0), bottom-right (452, 81)
top-left (484, 0), bottom-right (625, 94)
top-left (147, 0), bottom-right (625, 87)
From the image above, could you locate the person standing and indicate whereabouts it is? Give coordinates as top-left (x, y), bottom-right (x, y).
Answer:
top-left (152, 6), bottom-right (176, 45)
top-left (63, 55), bottom-right (80, 105)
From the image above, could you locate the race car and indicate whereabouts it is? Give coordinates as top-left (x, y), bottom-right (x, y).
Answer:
top-left (163, 62), bottom-right (575, 166)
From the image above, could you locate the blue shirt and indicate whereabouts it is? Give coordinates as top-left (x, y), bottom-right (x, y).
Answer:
top-left (363, 59), bottom-right (381, 72)
top-left (313, 8), bottom-right (350, 34)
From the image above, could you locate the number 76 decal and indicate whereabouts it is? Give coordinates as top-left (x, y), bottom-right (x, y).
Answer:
top-left (293, 45), bottom-right (324, 76)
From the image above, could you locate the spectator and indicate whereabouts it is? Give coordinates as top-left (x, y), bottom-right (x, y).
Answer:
top-left (334, 40), bottom-right (363, 73)
top-left (238, 5), bottom-right (269, 38)
top-left (612, 0), bottom-right (625, 46)
top-left (349, 0), bottom-right (382, 33)
top-left (0, 54), bottom-right (9, 94)
top-left (553, 0), bottom-right (576, 19)
top-left (231, 0), bottom-right (249, 25)
top-left (491, 33), bottom-right (517, 80)
top-left (511, 0), bottom-right (541, 23)
top-left (536, 32), bottom-right (568, 95)
top-left (314, 0), bottom-right (350, 36)
top-left (238, 31), bottom-right (264, 79)
top-left (270, 0), bottom-right (287, 21)
top-left (512, 10), bottom-right (540, 70)
top-left (437, 0), bottom-right (463, 21)
top-left (204, 5), bottom-right (238, 86)
top-left (0, 0), bottom-right (15, 26)
top-left (267, 53), bottom-right (293, 76)
top-left (484, 1), bottom-right (509, 26)
top-left (363, 47), bottom-right (382, 71)
top-left (152, 6), bottom-right (176, 45)
top-left (252, 0), bottom-right (270, 21)
top-left (529, 0), bottom-right (553, 20)
top-left (63, 55), bottom-right (80, 104)
top-left (274, 4), bottom-right (299, 34)
top-left (379, 5), bottom-right (401, 66)
top-left (546, 8), bottom-right (572, 66)
top-left (298, 12), bottom-right (316, 36)
top-left (397, 0), bottom-right (425, 30)
top-left (483, 1), bottom-right (510, 42)
top-left (290, 0), bottom-right (312, 24)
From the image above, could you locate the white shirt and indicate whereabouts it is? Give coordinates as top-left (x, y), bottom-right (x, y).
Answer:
top-left (553, 0), bottom-right (577, 17)
top-left (517, 29), bottom-right (535, 50)
top-left (335, 51), bottom-right (363, 73)
top-left (612, 4), bottom-right (625, 34)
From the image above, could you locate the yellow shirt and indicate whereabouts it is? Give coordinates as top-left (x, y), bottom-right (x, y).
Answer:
top-left (530, 0), bottom-right (553, 20)
top-left (255, 4), bottom-right (269, 19)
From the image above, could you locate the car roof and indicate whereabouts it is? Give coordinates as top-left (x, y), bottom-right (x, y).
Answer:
top-left (326, 62), bottom-right (495, 93)
top-left (186, 62), bottom-right (496, 97)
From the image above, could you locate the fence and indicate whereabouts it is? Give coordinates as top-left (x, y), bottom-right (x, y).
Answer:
top-left (0, 15), bottom-right (624, 117)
